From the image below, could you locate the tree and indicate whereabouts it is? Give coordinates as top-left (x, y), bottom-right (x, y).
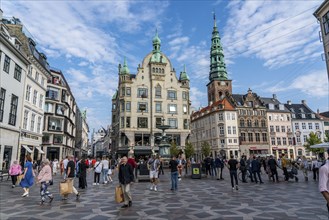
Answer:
top-left (170, 141), bottom-right (179, 157)
top-left (184, 142), bottom-right (195, 160)
top-left (304, 132), bottom-right (324, 155)
top-left (201, 141), bottom-right (211, 157)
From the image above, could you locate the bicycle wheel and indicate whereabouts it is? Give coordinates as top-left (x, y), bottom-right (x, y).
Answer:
top-left (238, 171), bottom-right (243, 181)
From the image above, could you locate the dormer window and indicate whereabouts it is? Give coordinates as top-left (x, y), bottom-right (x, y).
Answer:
top-left (311, 114), bottom-right (315, 118)
top-left (301, 114), bottom-right (305, 118)
top-left (268, 103), bottom-right (274, 110)
top-left (292, 114), bottom-right (296, 118)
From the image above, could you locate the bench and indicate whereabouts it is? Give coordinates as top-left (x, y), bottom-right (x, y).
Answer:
top-left (0, 170), bottom-right (10, 181)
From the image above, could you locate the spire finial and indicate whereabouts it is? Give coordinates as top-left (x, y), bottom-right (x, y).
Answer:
top-left (213, 11), bottom-right (216, 27)
top-left (183, 64), bottom-right (186, 72)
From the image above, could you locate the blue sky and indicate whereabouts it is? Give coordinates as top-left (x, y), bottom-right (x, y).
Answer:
top-left (2, 0), bottom-right (328, 132)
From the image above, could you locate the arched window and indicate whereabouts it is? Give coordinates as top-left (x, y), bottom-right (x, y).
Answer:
top-left (240, 119), bottom-right (245, 127)
top-left (155, 85), bottom-right (161, 98)
top-left (254, 120), bottom-right (259, 127)
top-left (162, 69), bottom-right (164, 74)
top-left (261, 120), bottom-right (266, 127)
top-left (247, 119), bottom-right (252, 127)
top-left (156, 68), bottom-right (158, 73)
top-left (152, 67), bottom-right (155, 73)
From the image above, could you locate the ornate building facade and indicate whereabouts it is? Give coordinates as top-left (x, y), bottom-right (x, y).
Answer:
top-left (111, 32), bottom-right (190, 156)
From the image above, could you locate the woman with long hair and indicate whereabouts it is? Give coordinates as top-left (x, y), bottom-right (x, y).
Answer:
top-left (9, 160), bottom-right (22, 188)
top-left (20, 154), bottom-right (34, 197)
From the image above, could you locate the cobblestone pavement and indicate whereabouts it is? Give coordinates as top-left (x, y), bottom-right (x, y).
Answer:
top-left (0, 168), bottom-right (327, 220)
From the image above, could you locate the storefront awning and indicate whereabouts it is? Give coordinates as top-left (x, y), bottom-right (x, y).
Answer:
top-left (36, 146), bottom-right (45, 154)
top-left (22, 145), bottom-right (33, 153)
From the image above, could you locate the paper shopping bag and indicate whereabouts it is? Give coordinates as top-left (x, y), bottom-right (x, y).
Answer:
top-left (115, 185), bottom-right (124, 203)
top-left (59, 180), bottom-right (73, 195)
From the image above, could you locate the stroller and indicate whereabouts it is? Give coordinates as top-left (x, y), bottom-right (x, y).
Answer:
top-left (287, 163), bottom-right (299, 182)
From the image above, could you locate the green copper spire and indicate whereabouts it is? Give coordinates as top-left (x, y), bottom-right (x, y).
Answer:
top-left (209, 13), bottom-right (228, 82)
top-left (180, 64), bottom-right (190, 81)
top-left (120, 57), bottom-right (130, 75)
top-left (150, 29), bottom-right (167, 63)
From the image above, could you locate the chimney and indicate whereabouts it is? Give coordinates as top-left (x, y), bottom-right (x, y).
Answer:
top-left (317, 109), bottom-right (320, 114)
top-left (272, 94), bottom-right (277, 99)
top-left (301, 100), bottom-right (306, 105)
top-left (287, 100), bottom-right (291, 105)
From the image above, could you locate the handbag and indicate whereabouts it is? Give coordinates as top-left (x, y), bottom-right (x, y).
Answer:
top-left (16, 174), bottom-right (24, 185)
top-left (115, 185), bottom-right (124, 203)
top-left (59, 179), bottom-right (73, 195)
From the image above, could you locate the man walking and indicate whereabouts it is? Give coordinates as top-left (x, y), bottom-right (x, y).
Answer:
top-left (215, 155), bottom-right (223, 180)
top-left (169, 155), bottom-right (179, 191)
top-left (63, 156), bottom-right (68, 179)
top-left (267, 155), bottom-right (279, 182)
top-left (280, 154), bottom-right (289, 181)
top-left (148, 155), bottom-right (160, 191)
top-left (64, 155), bottom-right (80, 200)
top-left (251, 156), bottom-right (264, 184)
top-left (239, 155), bottom-right (247, 183)
top-left (227, 155), bottom-right (239, 190)
top-left (118, 156), bottom-right (134, 208)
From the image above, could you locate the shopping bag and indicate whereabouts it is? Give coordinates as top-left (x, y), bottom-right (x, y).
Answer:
top-left (16, 174), bottom-right (24, 185)
top-left (59, 179), bottom-right (73, 195)
top-left (115, 185), bottom-right (124, 203)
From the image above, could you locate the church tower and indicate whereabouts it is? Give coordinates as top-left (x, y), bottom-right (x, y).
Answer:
top-left (207, 14), bottom-right (232, 105)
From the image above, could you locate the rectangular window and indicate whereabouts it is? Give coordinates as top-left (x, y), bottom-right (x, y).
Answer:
top-left (37, 116), bottom-right (42, 133)
top-left (53, 135), bottom-right (63, 144)
top-left (155, 86), bottom-right (161, 98)
top-left (126, 101), bottom-right (131, 112)
top-left (227, 126), bottom-right (231, 134)
top-left (126, 87), bottom-right (131, 96)
top-left (44, 103), bottom-right (53, 113)
top-left (48, 117), bottom-right (63, 131)
top-left (156, 117), bottom-right (162, 127)
top-left (315, 123), bottom-right (320, 129)
top-left (3, 55), bottom-right (10, 73)
top-left (255, 133), bottom-right (260, 142)
top-left (121, 117), bottom-right (124, 128)
top-left (229, 139), bottom-right (232, 143)
top-left (248, 133), bottom-right (253, 142)
top-left (295, 123), bottom-right (299, 130)
top-left (46, 87), bottom-right (59, 100)
top-left (182, 91), bottom-right (188, 100)
top-left (271, 137), bottom-right (276, 145)
top-left (25, 85), bottom-right (31, 101)
top-left (41, 77), bottom-right (45, 87)
top-left (270, 125), bottom-right (274, 132)
top-left (303, 135), bottom-right (307, 142)
top-left (288, 137), bottom-right (293, 145)
top-left (28, 66), bottom-right (32, 76)
top-left (184, 119), bottom-right (188, 129)
top-left (281, 126), bottom-right (286, 133)
top-left (39, 94), bottom-right (44, 108)
top-left (8, 94), bottom-right (18, 126)
top-left (35, 72), bottom-right (39, 82)
top-left (262, 133), bottom-right (267, 142)
top-left (155, 102), bottom-right (162, 113)
top-left (241, 133), bottom-right (246, 142)
top-left (23, 110), bottom-right (29, 129)
top-left (168, 104), bottom-right (177, 114)
top-left (168, 118), bottom-right (177, 129)
top-left (282, 137), bottom-right (287, 145)
top-left (218, 113), bottom-right (223, 120)
top-left (302, 123), bottom-right (306, 129)
top-left (32, 90), bottom-right (38, 105)
top-left (219, 126), bottom-right (224, 135)
top-left (167, 90), bottom-right (177, 100)
top-left (14, 64), bottom-right (22, 82)
top-left (137, 117), bottom-right (148, 128)
top-left (121, 101), bottom-right (125, 112)
top-left (234, 139), bottom-right (237, 143)
top-left (126, 117), bottom-right (131, 128)
top-left (30, 113), bottom-right (35, 131)
top-left (308, 123), bottom-right (312, 129)
top-left (137, 102), bottom-right (148, 112)
top-left (323, 11), bottom-right (329, 35)
top-left (0, 88), bottom-right (6, 122)
top-left (277, 137), bottom-right (281, 145)
top-left (296, 136), bottom-right (301, 143)
top-left (226, 113), bottom-right (231, 120)
top-left (183, 104), bottom-right (187, 114)
top-left (121, 87), bottom-right (125, 97)
top-left (232, 113), bottom-right (235, 120)
top-left (56, 104), bottom-right (65, 115)
top-left (137, 88), bottom-right (148, 98)
top-left (276, 126), bottom-right (280, 132)
top-left (233, 126), bottom-right (236, 134)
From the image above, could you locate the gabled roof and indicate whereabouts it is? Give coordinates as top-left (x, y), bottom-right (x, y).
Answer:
top-left (191, 97), bottom-right (235, 119)
top-left (284, 103), bottom-right (321, 120)
top-left (320, 111), bottom-right (329, 118)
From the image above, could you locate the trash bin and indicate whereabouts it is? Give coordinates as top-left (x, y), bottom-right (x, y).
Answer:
top-left (191, 163), bottom-right (201, 179)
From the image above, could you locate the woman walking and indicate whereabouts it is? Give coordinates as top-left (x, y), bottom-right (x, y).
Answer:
top-left (9, 160), bottom-right (22, 188)
top-left (20, 155), bottom-right (34, 197)
top-left (37, 159), bottom-right (54, 205)
top-left (93, 158), bottom-right (102, 185)
top-left (79, 158), bottom-right (88, 189)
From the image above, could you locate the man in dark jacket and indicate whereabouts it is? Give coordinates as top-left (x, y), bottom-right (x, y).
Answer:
top-left (251, 156), bottom-right (264, 184)
top-left (118, 156), bottom-right (134, 208)
top-left (215, 156), bottom-right (224, 180)
top-left (267, 155), bottom-right (279, 182)
top-left (240, 155), bottom-right (248, 183)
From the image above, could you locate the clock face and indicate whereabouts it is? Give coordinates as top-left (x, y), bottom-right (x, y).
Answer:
top-left (220, 81), bottom-right (225, 86)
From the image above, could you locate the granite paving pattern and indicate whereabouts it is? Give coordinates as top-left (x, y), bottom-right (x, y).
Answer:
top-left (0, 169), bottom-right (327, 220)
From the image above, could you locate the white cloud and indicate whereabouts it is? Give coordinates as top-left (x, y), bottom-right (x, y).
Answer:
top-left (222, 0), bottom-right (322, 68)
top-left (190, 87), bottom-right (207, 108)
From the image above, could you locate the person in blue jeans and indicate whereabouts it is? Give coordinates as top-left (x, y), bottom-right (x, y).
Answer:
top-left (227, 155), bottom-right (240, 190)
top-left (169, 155), bottom-right (179, 191)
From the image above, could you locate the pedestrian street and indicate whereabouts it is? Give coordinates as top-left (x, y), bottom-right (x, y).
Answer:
top-left (0, 169), bottom-right (327, 220)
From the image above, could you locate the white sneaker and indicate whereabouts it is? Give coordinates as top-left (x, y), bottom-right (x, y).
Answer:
top-left (104, 181), bottom-right (108, 184)
top-left (154, 186), bottom-right (157, 191)
top-left (93, 183), bottom-right (96, 186)
top-left (150, 186), bottom-right (153, 191)
top-left (96, 183), bottom-right (100, 185)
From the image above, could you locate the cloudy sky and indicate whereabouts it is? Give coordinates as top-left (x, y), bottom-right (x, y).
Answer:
top-left (2, 0), bottom-right (328, 133)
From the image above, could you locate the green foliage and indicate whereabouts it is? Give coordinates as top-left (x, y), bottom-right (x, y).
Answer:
top-left (170, 141), bottom-right (180, 157)
top-left (184, 142), bottom-right (195, 159)
top-left (304, 132), bottom-right (325, 155)
top-left (201, 141), bottom-right (211, 157)
top-left (325, 133), bottom-right (329, 142)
